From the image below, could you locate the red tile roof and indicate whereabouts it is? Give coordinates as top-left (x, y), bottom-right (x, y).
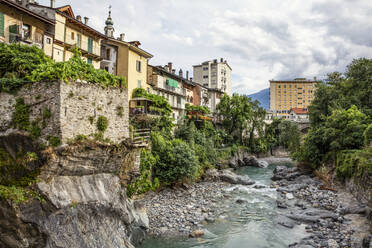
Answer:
top-left (290, 108), bottom-right (308, 114)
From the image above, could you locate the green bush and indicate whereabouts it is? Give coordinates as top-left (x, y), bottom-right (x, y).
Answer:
top-left (96, 116), bottom-right (108, 132)
top-left (336, 147), bottom-right (372, 179)
top-left (151, 132), bottom-right (198, 185)
top-left (363, 124), bottom-right (372, 146)
top-left (12, 98), bottom-right (30, 130)
top-left (0, 43), bottom-right (126, 93)
top-left (48, 136), bottom-right (61, 147)
top-left (127, 149), bottom-right (159, 197)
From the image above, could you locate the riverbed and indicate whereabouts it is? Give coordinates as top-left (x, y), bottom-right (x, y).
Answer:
top-left (139, 163), bottom-right (311, 248)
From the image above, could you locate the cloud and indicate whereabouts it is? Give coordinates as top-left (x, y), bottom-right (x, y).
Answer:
top-left (37, 0), bottom-right (372, 94)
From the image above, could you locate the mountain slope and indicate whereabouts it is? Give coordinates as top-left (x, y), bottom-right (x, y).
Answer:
top-left (247, 88), bottom-right (270, 109)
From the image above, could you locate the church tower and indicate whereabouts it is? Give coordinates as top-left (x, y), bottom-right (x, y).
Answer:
top-left (104, 6), bottom-right (114, 37)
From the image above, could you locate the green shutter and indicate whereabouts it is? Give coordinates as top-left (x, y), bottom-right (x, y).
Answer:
top-left (9, 24), bottom-right (18, 43)
top-left (168, 78), bottom-right (178, 88)
top-left (0, 13), bottom-right (4, 37)
top-left (87, 58), bottom-right (92, 64)
top-left (88, 37), bottom-right (93, 53)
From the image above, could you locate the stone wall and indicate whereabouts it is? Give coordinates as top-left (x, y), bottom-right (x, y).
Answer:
top-left (0, 81), bottom-right (129, 145)
top-left (0, 82), bottom-right (62, 141)
top-left (59, 81), bottom-right (129, 143)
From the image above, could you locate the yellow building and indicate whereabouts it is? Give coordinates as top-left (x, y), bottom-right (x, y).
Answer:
top-left (29, 3), bottom-right (104, 69)
top-left (0, 0), bottom-right (54, 57)
top-left (102, 10), bottom-right (153, 100)
top-left (269, 78), bottom-right (317, 117)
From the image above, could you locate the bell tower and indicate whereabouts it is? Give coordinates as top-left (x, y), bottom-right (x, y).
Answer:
top-left (104, 6), bottom-right (115, 37)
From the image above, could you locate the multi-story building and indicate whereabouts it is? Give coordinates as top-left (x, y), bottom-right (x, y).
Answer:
top-left (101, 10), bottom-right (153, 99)
top-left (269, 78), bottom-right (317, 118)
top-left (0, 0), bottom-right (54, 57)
top-left (28, 1), bottom-right (104, 69)
top-left (147, 64), bottom-right (187, 123)
top-left (193, 58), bottom-right (232, 112)
top-left (193, 58), bottom-right (232, 95)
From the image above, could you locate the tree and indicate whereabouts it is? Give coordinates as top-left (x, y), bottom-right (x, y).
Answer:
top-left (215, 94), bottom-right (253, 144)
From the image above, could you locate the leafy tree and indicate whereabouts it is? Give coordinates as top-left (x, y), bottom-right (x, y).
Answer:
top-left (278, 120), bottom-right (301, 153)
top-left (151, 132), bottom-right (198, 185)
top-left (215, 94), bottom-right (253, 144)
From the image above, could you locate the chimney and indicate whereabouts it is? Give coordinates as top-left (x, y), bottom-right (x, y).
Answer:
top-left (119, 33), bottom-right (125, 41)
top-left (164, 65), bottom-right (169, 72)
top-left (179, 69), bottom-right (183, 78)
top-left (186, 71), bottom-right (189, 80)
top-left (172, 69), bottom-right (176, 74)
top-left (220, 58), bottom-right (223, 62)
top-left (168, 62), bottom-right (172, 72)
top-left (84, 17), bottom-right (89, 25)
top-left (190, 77), bottom-right (193, 82)
top-left (76, 15), bottom-right (82, 22)
top-left (50, 0), bottom-right (55, 8)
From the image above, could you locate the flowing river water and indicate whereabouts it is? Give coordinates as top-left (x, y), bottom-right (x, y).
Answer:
top-left (139, 163), bottom-right (310, 248)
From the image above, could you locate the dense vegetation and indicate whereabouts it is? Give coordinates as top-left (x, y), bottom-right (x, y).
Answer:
top-left (293, 58), bottom-right (372, 183)
top-left (128, 92), bottom-right (300, 197)
top-left (0, 43), bottom-right (126, 93)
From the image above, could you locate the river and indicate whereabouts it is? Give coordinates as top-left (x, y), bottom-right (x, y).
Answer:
top-left (139, 163), bottom-right (310, 248)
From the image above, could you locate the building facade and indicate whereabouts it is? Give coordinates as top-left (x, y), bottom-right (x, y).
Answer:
top-left (147, 64), bottom-right (187, 123)
top-left (193, 58), bottom-right (232, 97)
top-left (269, 78), bottom-right (317, 118)
top-left (101, 10), bottom-right (153, 100)
top-left (28, 2), bottom-right (104, 69)
top-left (0, 0), bottom-right (54, 56)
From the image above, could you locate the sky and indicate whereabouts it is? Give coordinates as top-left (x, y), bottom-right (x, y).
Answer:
top-left (38, 0), bottom-right (372, 94)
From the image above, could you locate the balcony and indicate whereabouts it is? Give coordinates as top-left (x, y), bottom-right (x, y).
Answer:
top-left (9, 32), bottom-right (43, 49)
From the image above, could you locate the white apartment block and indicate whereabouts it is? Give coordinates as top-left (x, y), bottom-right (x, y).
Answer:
top-left (193, 58), bottom-right (232, 113)
top-left (193, 58), bottom-right (232, 96)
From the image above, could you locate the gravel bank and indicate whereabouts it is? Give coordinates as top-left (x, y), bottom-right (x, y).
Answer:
top-left (272, 166), bottom-right (371, 248)
top-left (142, 181), bottom-right (230, 237)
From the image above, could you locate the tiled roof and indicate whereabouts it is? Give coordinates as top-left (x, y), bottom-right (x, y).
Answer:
top-left (290, 108), bottom-right (308, 114)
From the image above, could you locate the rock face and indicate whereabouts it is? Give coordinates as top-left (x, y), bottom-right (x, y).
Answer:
top-left (228, 150), bottom-right (264, 168)
top-left (0, 140), bottom-right (147, 248)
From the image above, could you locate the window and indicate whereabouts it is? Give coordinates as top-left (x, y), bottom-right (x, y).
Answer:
top-left (137, 80), bottom-right (141, 88)
top-left (203, 75), bottom-right (208, 79)
top-left (278, 85), bottom-right (281, 88)
top-left (104, 66), bottom-right (109, 72)
top-left (77, 34), bottom-right (82, 48)
top-left (203, 67), bottom-right (208, 71)
top-left (87, 58), bottom-right (92, 64)
top-left (71, 32), bottom-right (75, 40)
top-left (106, 48), bottom-right (110, 60)
top-left (46, 37), bottom-right (51, 44)
top-left (22, 24), bottom-right (31, 39)
top-left (88, 37), bottom-right (93, 53)
top-left (0, 12), bottom-right (4, 37)
top-left (136, 60), bottom-right (141, 72)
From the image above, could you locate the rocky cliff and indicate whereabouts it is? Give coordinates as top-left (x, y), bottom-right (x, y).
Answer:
top-left (0, 132), bottom-right (147, 248)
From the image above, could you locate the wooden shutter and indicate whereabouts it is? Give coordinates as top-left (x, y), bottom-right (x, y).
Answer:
top-left (88, 37), bottom-right (93, 53)
top-left (0, 13), bottom-right (4, 37)
top-left (9, 24), bottom-right (19, 43)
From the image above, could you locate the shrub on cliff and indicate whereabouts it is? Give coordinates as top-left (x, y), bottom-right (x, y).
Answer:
top-left (151, 132), bottom-right (198, 185)
top-left (0, 43), bottom-right (126, 93)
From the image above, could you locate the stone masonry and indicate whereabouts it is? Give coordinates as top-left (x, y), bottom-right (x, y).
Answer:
top-left (0, 81), bottom-right (129, 144)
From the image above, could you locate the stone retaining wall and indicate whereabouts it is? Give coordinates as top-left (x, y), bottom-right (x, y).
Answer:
top-left (0, 81), bottom-right (129, 144)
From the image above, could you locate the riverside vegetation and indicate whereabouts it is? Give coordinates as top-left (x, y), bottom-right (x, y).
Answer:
top-left (127, 88), bottom-right (302, 197)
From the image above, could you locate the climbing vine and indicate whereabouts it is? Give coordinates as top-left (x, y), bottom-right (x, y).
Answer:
top-left (0, 43), bottom-right (126, 93)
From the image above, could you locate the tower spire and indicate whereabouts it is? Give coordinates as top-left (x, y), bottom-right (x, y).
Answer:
top-left (104, 5), bottom-right (114, 38)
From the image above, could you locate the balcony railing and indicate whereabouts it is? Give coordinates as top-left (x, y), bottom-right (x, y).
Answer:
top-left (9, 33), bottom-right (43, 49)
top-left (130, 107), bottom-right (161, 116)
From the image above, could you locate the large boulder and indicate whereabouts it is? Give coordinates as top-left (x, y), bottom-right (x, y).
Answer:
top-left (228, 150), bottom-right (262, 169)
top-left (219, 170), bottom-right (255, 185)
